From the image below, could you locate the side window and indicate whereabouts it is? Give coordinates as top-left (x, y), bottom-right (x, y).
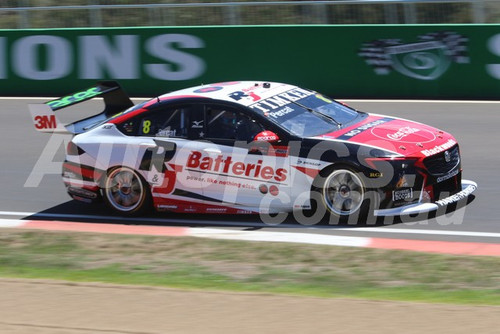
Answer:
top-left (137, 106), bottom-right (189, 138)
top-left (206, 106), bottom-right (263, 141)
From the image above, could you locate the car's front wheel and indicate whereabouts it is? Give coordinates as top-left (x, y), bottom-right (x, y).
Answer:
top-left (103, 166), bottom-right (152, 216)
top-left (322, 168), bottom-right (365, 216)
top-left (311, 166), bottom-right (376, 224)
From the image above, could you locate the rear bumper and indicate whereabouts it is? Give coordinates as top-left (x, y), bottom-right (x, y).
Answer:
top-left (374, 179), bottom-right (477, 217)
top-left (62, 160), bottom-right (102, 203)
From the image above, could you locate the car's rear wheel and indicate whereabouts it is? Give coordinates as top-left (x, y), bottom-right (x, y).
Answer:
top-left (103, 166), bottom-right (151, 216)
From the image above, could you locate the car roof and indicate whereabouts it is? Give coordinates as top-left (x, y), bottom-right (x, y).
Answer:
top-left (157, 81), bottom-right (301, 107)
top-left (108, 81), bottom-right (306, 125)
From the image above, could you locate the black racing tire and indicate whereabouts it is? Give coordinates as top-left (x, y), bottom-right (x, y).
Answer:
top-left (102, 166), bottom-right (152, 216)
top-left (310, 166), bottom-right (378, 225)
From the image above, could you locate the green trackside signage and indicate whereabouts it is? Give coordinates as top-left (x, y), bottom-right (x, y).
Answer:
top-left (2, 24), bottom-right (500, 99)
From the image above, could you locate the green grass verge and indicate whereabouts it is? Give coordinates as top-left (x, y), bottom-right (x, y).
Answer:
top-left (0, 230), bottom-right (499, 305)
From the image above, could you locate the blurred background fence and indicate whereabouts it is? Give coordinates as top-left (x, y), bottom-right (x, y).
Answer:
top-left (0, 0), bottom-right (497, 29)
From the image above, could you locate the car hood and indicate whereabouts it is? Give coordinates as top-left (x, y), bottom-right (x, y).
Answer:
top-left (316, 114), bottom-right (457, 158)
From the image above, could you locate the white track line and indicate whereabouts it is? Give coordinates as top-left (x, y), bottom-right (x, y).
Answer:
top-left (0, 219), bottom-right (26, 228)
top-left (1, 211), bottom-right (499, 239)
top-left (189, 228), bottom-right (371, 247)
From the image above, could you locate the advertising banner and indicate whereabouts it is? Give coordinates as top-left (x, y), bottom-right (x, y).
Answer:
top-left (1, 25), bottom-right (500, 99)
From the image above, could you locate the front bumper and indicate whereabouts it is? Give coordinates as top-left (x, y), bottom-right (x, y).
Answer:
top-left (374, 179), bottom-right (477, 217)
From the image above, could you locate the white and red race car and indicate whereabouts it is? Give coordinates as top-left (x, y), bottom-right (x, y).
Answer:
top-left (29, 81), bottom-right (476, 223)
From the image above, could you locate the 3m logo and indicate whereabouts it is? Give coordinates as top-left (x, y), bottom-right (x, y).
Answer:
top-left (34, 115), bottom-right (57, 129)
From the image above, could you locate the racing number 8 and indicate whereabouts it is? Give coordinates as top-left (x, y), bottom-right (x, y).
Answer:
top-left (142, 120), bottom-right (151, 134)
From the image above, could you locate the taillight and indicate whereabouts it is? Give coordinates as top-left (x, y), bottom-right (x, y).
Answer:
top-left (67, 141), bottom-right (85, 155)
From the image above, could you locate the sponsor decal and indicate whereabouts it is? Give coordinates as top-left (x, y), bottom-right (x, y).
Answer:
top-left (359, 31), bottom-right (469, 80)
top-left (228, 89), bottom-right (261, 102)
top-left (186, 150), bottom-right (287, 182)
top-left (267, 106), bottom-right (294, 120)
top-left (274, 146), bottom-right (289, 158)
top-left (249, 88), bottom-right (314, 113)
top-left (296, 159), bottom-right (321, 167)
top-left (387, 126), bottom-right (419, 141)
top-left (437, 168), bottom-right (459, 183)
top-left (34, 114), bottom-right (57, 130)
top-left (369, 172), bottom-right (383, 178)
top-left (336, 117), bottom-right (393, 139)
top-left (47, 86), bottom-right (102, 110)
top-left (421, 139), bottom-right (456, 157)
top-left (294, 204), bottom-right (311, 209)
top-left (156, 129), bottom-right (177, 137)
top-left (191, 120), bottom-right (204, 128)
top-left (157, 204), bottom-right (178, 210)
top-left (206, 207), bottom-right (228, 213)
top-left (436, 183), bottom-right (476, 206)
top-left (254, 130), bottom-right (279, 142)
top-left (122, 122), bottom-right (134, 133)
top-left (371, 125), bottom-right (436, 143)
top-left (236, 209), bottom-right (254, 214)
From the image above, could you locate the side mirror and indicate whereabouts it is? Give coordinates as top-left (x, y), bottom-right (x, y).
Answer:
top-left (253, 130), bottom-right (280, 143)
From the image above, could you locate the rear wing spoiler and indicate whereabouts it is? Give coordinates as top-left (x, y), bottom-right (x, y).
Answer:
top-left (28, 81), bottom-right (134, 134)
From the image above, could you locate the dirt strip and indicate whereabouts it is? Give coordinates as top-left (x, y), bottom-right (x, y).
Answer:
top-left (0, 278), bottom-right (499, 334)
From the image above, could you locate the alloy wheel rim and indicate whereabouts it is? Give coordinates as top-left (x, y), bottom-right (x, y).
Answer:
top-left (324, 170), bottom-right (364, 216)
top-left (105, 168), bottom-right (144, 212)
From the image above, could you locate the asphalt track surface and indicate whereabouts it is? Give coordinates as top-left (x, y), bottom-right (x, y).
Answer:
top-left (1, 97), bottom-right (499, 244)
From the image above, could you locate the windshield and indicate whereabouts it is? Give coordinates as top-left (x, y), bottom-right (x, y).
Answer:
top-left (250, 91), bottom-right (361, 137)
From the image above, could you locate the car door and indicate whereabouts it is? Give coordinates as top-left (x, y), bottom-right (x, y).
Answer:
top-left (193, 103), bottom-right (292, 211)
top-left (126, 103), bottom-right (209, 211)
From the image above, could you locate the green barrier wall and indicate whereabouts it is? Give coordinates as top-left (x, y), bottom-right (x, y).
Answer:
top-left (2, 25), bottom-right (500, 99)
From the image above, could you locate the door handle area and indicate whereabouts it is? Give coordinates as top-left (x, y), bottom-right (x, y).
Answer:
top-left (203, 148), bottom-right (222, 154)
top-left (139, 143), bottom-right (157, 148)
